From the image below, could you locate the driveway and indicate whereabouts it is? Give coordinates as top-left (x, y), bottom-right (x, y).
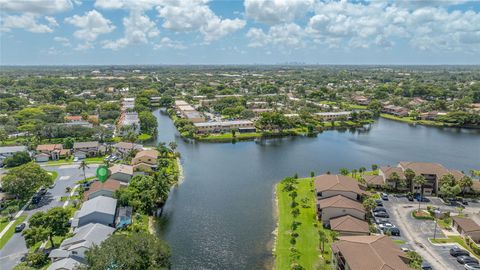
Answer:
top-left (383, 194), bottom-right (464, 270)
top-left (0, 164), bottom-right (98, 270)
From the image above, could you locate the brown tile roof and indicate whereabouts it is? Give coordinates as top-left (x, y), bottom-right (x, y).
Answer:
top-left (472, 181), bottom-right (480, 191)
top-left (318, 195), bottom-right (365, 213)
top-left (36, 144), bottom-right (63, 151)
top-left (452, 216), bottom-right (480, 233)
top-left (314, 174), bottom-right (365, 195)
top-left (363, 175), bottom-right (385, 186)
top-left (379, 166), bottom-right (405, 179)
top-left (398, 162), bottom-right (464, 179)
top-left (83, 179), bottom-right (122, 200)
top-left (332, 235), bottom-right (412, 270)
top-left (134, 150), bottom-right (159, 159)
top-left (330, 215), bottom-right (369, 234)
top-left (108, 164), bottom-right (134, 175)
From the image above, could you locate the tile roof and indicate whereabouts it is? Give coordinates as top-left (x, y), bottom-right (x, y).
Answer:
top-left (318, 195), bottom-right (365, 212)
top-left (314, 174), bottom-right (365, 195)
top-left (398, 162), bottom-right (464, 179)
top-left (379, 166), bottom-right (406, 179)
top-left (108, 164), bottom-right (134, 175)
top-left (363, 175), bottom-right (385, 186)
top-left (83, 179), bottom-right (122, 200)
top-left (36, 144), bottom-right (63, 151)
top-left (452, 216), bottom-right (480, 233)
top-left (330, 215), bottom-right (370, 234)
top-left (134, 149), bottom-right (159, 159)
top-left (332, 235), bottom-right (412, 270)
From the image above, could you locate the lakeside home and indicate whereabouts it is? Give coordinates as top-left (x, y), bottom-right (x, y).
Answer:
top-left (364, 162), bottom-right (464, 195)
top-left (118, 111), bottom-right (140, 135)
top-left (314, 111), bottom-right (352, 122)
top-left (332, 235), bottom-right (412, 270)
top-left (175, 100), bottom-right (206, 123)
top-left (132, 149), bottom-right (159, 171)
top-left (382, 105), bottom-right (410, 117)
top-left (194, 120), bottom-right (256, 134)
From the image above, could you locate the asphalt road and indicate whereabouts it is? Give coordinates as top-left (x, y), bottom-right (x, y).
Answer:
top-left (383, 194), bottom-right (473, 270)
top-left (0, 164), bottom-right (98, 270)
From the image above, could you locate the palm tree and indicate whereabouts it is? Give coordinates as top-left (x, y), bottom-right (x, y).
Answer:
top-left (404, 168), bottom-right (416, 192)
top-left (390, 172), bottom-right (400, 191)
top-left (413, 175), bottom-right (426, 212)
top-left (168, 141), bottom-right (178, 153)
top-left (371, 164), bottom-right (378, 172)
top-left (124, 129), bottom-right (138, 157)
top-left (78, 160), bottom-right (89, 181)
top-left (319, 230), bottom-right (327, 253)
top-left (459, 175), bottom-right (473, 195)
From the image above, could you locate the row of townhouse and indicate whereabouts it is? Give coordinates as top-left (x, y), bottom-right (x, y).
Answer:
top-left (313, 174), bottom-right (413, 270)
top-left (381, 105), bottom-right (410, 117)
top-left (174, 100), bottom-right (206, 123)
top-left (193, 120), bottom-right (256, 134)
top-left (364, 161), bottom-right (466, 195)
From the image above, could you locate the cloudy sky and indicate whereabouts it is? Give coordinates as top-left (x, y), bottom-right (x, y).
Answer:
top-left (1, 0), bottom-right (480, 65)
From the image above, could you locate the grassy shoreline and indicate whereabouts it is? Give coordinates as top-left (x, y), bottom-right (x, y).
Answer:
top-left (380, 114), bottom-right (446, 127)
top-left (274, 177), bottom-right (333, 270)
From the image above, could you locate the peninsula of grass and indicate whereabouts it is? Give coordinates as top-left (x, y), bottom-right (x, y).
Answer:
top-left (0, 215), bottom-right (27, 249)
top-left (275, 177), bottom-right (333, 270)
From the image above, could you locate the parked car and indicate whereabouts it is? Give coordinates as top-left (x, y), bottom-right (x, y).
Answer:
top-left (465, 262), bottom-right (480, 270)
top-left (379, 223), bottom-right (396, 230)
top-left (407, 194), bottom-right (414, 201)
top-left (374, 211), bottom-right (390, 218)
top-left (73, 157), bottom-right (79, 162)
top-left (15, 223), bottom-right (26, 233)
top-left (380, 193), bottom-right (389, 200)
top-left (383, 227), bottom-right (400, 236)
top-left (31, 195), bottom-right (41, 204)
top-left (401, 247), bottom-right (411, 253)
top-left (38, 187), bottom-right (47, 195)
top-left (373, 206), bottom-right (387, 213)
top-left (374, 217), bottom-right (389, 224)
top-left (416, 196), bottom-right (430, 202)
top-left (450, 247), bottom-right (470, 257)
top-left (421, 261), bottom-right (433, 270)
top-left (457, 256), bottom-right (479, 264)
top-left (375, 199), bottom-right (383, 206)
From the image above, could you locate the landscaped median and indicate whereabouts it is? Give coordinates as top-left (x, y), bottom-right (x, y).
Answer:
top-left (275, 177), bottom-right (333, 270)
top-left (0, 215), bottom-right (27, 249)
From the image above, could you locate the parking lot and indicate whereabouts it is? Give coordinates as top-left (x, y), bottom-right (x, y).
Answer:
top-left (376, 193), bottom-right (476, 270)
top-left (0, 164), bottom-right (98, 270)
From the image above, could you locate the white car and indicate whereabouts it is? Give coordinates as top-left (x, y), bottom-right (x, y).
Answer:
top-left (378, 223), bottom-right (396, 230)
top-left (73, 157), bottom-right (79, 162)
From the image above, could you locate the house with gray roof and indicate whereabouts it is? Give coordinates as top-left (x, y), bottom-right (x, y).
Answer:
top-left (47, 257), bottom-right (86, 270)
top-left (0, 146), bottom-right (28, 167)
top-left (73, 196), bottom-right (117, 228)
top-left (49, 223), bottom-right (115, 261)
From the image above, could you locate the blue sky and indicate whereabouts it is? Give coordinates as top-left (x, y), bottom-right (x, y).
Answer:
top-left (1, 0), bottom-right (480, 65)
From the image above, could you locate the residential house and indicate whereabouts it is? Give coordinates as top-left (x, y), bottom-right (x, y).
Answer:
top-left (83, 179), bottom-right (123, 200)
top-left (330, 215), bottom-right (370, 236)
top-left (49, 223), bottom-right (115, 262)
top-left (47, 257), bottom-right (85, 270)
top-left (0, 146), bottom-right (28, 167)
top-left (352, 95), bottom-right (370, 105)
top-left (175, 100), bottom-right (206, 123)
top-left (118, 111), bottom-right (140, 135)
top-left (36, 144), bottom-right (69, 161)
top-left (112, 141), bottom-right (143, 155)
top-left (132, 150), bottom-right (159, 171)
top-left (108, 164), bottom-right (134, 183)
top-left (452, 216), bottom-right (480, 243)
top-left (72, 196), bottom-right (117, 227)
top-left (381, 105), bottom-right (410, 117)
top-left (317, 195), bottom-right (366, 225)
top-left (332, 235), bottom-right (412, 270)
top-left (314, 111), bottom-right (352, 122)
top-left (419, 111), bottom-right (447, 121)
top-left (35, 153), bottom-right (50, 162)
top-left (364, 162), bottom-right (464, 195)
top-left (73, 141), bottom-right (103, 158)
top-left (193, 120), bottom-right (256, 134)
top-left (314, 174), bottom-right (366, 201)
top-left (122, 97), bottom-right (135, 111)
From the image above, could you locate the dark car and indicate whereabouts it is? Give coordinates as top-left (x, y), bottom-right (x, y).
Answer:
top-left (450, 247), bottom-right (470, 257)
top-left (380, 193), bottom-right (389, 201)
top-left (375, 199), bottom-right (383, 206)
top-left (416, 196), bottom-right (430, 202)
top-left (465, 262), bottom-right (480, 270)
top-left (383, 227), bottom-right (400, 236)
top-left (407, 194), bottom-right (414, 201)
top-left (421, 261), bottom-right (433, 270)
top-left (457, 255), bottom-right (479, 264)
top-left (374, 211), bottom-right (390, 218)
top-left (373, 207), bottom-right (387, 213)
top-left (15, 223), bottom-right (26, 233)
top-left (31, 195), bottom-right (41, 204)
top-left (38, 187), bottom-right (47, 195)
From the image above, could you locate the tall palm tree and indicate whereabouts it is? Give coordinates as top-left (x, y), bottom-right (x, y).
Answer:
top-left (78, 160), bottom-right (89, 181)
top-left (413, 175), bottom-right (426, 212)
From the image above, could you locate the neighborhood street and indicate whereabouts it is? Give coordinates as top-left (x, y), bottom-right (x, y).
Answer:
top-left (0, 164), bottom-right (98, 270)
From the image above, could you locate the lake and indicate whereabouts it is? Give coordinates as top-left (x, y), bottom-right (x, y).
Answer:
top-left (152, 109), bottom-right (480, 270)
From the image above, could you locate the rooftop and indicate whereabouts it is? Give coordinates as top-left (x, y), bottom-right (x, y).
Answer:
top-left (314, 174), bottom-right (365, 195)
top-left (318, 195), bottom-right (365, 212)
top-left (452, 216), bottom-right (480, 233)
top-left (77, 196), bottom-right (117, 218)
top-left (330, 215), bottom-right (370, 234)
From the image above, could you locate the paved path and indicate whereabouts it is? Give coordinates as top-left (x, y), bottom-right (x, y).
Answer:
top-left (0, 164), bottom-right (97, 270)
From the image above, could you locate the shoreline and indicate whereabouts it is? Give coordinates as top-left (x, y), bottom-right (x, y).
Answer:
top-left (271, 184), bottom-right (279, 270)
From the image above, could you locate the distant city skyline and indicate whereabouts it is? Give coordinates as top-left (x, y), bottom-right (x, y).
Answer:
top-left (1, 0), bottom-right (480, 65)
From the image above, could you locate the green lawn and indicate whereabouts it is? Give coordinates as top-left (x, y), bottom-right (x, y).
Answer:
top-left (0, 215), bottom-right (27, 249)
top-left (137, 133), bottom-right (153, 141)
top-left (197, 132), bottom-right (262, 142)
top-left (431, 236), bottom-right (480, 259)
top-left (380, 114), bottom-right (445, 127)
top-left (0, 219), bottom-right (9, 232)
top-left (275, 178), bottom-right (332, 270)
top-left (393, 239), bottom-right (407, 244)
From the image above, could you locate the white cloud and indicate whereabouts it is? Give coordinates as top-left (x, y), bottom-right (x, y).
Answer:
top-left (0, 0), bottom-right (73, 14)
top-left (45, 16), bottom-right (59, 27)
top-left (244, 0), bottom-right (314, 25)
top-left (54, 36), bottom-right (71, 47)
top-left (154, 37), bottom-right (186, 49)
top-left (0, 13), bottom-right (54, 33)
top-left (157, 0), bottom-right (245, 42)
top-left (65, 10), bottom-right (115, 42)
top-left (102, 10), bottom-right (159, 50)
top-left (246, 23), bottom-right (305, 48)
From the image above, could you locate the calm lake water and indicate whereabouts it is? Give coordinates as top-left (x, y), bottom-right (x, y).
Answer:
top-left (152, 109), bottom-right (480, 270)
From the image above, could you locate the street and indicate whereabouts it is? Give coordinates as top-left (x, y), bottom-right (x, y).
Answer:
top-left (383, 194), bottom-right (480, 270)
top-left (0, 164), bottom-right (98, 270)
